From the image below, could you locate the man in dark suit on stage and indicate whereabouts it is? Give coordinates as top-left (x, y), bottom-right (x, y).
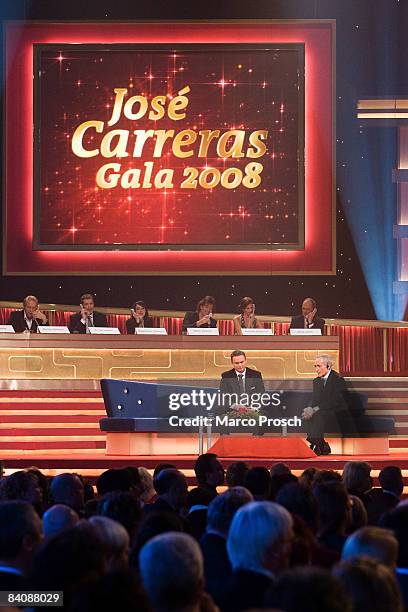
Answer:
top-left (220, 350), bottom-right (265, 409)
top-left (302, 355), bottom-right (348, 456)
top-left (69, 293), bottom-right (108, 334)
top-left (289, 298), bottom-right (325, 333)
top-left (8, 295), bottom-right (48, 333)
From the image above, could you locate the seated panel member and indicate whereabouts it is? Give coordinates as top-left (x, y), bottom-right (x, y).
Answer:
top-left (182, 295), bottom-right (217, 334)
top-left (289, 298), bottom-right (325, 333)
top-left (233, 297), bottom-right (262, 335)
top-left (302, 355), bottom-right (348, 456)
top-left (220, 350), bottom-right (265, 409)
top-left (126, 301), bottom-right (154, 333)
top-left (69, 293), bottom-right (108, 334)
top-left (9, 295), bottom-right (48, 333)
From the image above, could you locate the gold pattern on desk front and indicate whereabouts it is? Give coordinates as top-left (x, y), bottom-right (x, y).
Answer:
top-left (0, 348), bottom-right (338, 380)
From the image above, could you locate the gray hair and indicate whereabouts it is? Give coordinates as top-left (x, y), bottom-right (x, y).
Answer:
top-left (207, 486), bottom-right (253, 536)
top-left (89, 515), bottom-right (129, 559)
top-left (23, 295), bottom-right (39, 306)
top-left (139, 532), bottom-right (203, 610)
top-left (138, 467), bottom-right (155, 503)
top-left (315, 354), bottom-right (332, 367)
top-left (342, 461), bottom-right (372, 493)
top-left (227, 501), bottom-right (293, 573)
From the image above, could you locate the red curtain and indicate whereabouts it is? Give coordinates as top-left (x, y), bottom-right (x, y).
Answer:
top-left (386, 328), bottom-right (408, 373)
top-left (159, 317), bottom-right (183, 335)
top-left (0, 308), bottom-right (15, 324)
top-left (218, 319), bottom-right (235, 335)
top-left (54, 311), bottom-right (74, 326)
top-left (330, 325), bottom-right (384, 375)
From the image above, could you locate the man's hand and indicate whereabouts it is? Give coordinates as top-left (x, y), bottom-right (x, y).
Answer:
top-left (33, 308), bottom-right (47, 323)
top-left (306, 307), bottom-right (317, 324)
top-left (302, 406), bottom-right (315, 420)
top-left (80, 305), bottom-right (89, 321)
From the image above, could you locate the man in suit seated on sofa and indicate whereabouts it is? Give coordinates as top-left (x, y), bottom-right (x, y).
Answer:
top-left (289, 298), bottom-right (325, 334)
top-left (9, 295), bottom-right (48, 333)
top-left (69, 293), bottom-right (108, 334)
top-left (301, 355), bottom-right (348, 456)
top-left (220, 350), bottom-right (265, 411)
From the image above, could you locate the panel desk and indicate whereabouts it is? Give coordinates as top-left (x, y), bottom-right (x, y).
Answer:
top-left (0, 334), bottom-right (339, 381)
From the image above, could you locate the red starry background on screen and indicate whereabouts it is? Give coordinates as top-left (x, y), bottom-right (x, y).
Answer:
top-left (37, 46), bottom-right (302, 248)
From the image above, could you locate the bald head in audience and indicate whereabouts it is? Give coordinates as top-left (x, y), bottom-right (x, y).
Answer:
top-left (43, 505), bottom-right (79, 538)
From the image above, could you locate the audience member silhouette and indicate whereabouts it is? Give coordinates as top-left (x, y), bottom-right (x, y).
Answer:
top-left (225, 461), bottom-right (249, 488)
top-left (200, 487), bottom-right (253, 604)
top-left (333, 557), bottom-right (404, 612)
top-left (98, 491), bottom-right (141, 543)
top-left (192, 453), bottom-right (225, 501)
top-left (140, 532), bottom-right (216, 612)
top-left (313, 481), bottom-right (350, 555)
top-left (0, 501), bottom-right (42, 590)
top-left (222, 501), bottom-right (293, 611)
top-left (265, 566), bottom-right (352, 612)
top-left (244, 467), bottom-right (272, 500)
top-left (42, 504), bottom-right (79, 538)
top-left (50, 473), bottom-right (85, 515)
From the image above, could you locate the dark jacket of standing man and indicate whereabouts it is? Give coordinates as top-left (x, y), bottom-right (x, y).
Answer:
top-left (289, 297), bottom-right (325, 333)
top-left (302, 355), bottom-right (348, 455)
top-left (69, 293), bottom-right (108, 334)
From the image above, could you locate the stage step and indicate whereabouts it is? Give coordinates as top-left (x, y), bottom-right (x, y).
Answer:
top-left (0, 392), bottom-right (105, 452)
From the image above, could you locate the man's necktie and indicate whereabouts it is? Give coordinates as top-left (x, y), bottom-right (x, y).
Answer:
top-left (86, 315), bottom-right (93, 334)
top-left (238, 374), bottom-right (245, 394)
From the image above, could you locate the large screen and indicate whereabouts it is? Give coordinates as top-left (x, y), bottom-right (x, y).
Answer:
top-left (34, 44), bottom-right (304, 251)
top-left (4, 21), bottom-right (334, 275)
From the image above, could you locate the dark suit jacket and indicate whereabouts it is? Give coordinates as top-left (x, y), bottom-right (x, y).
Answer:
top-left (200, 532), bottom-right (231, 604)
top-left (220, 569), bottom-right (274, 612)
top-left (0, 569), bottom-right (27, 590)
top-left (143, 496), bottom-right (177, 515)
top-left (366, 488), bottom-right (400, 525)
top-left (69, 311), bottom-right (108, 334)
top-left (8, 310), bottom-right (48, 333)
top-left (289, 314), bottom-right (325, 333)
top-left (125, 316), bottom-right (154, 334)
top-left (220, 367), bottom-right (265, 397)
top-left (182, 311), bottom-right (217, 334)
top-left (306, 369), bottom-right (348, 438)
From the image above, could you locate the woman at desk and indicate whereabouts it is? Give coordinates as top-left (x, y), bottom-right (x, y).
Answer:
top-left (233, 297), bottom-right (262, 335)
top-left (182, 295), bottom-right (217, 334)
top-left (126, 301), bottom-right (154, 334)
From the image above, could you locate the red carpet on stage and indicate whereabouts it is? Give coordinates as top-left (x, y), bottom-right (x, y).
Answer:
top-left (208, 437), bottom-right (316, 458)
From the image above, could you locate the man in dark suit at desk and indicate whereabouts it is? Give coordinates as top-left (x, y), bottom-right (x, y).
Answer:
top-left (69, 293), bottom-right (108, 334)
top-left (302, 355), bottom-right (348, 456)
top-left (8, 295), bottom-right (48, 333)
top-left (289, 298), bottom-right (325, 333)
top-left (220, 350), bottom-right (265, 409)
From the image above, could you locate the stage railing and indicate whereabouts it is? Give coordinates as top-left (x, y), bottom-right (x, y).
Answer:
top-left (0, 301), bottom-right (406, 376)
